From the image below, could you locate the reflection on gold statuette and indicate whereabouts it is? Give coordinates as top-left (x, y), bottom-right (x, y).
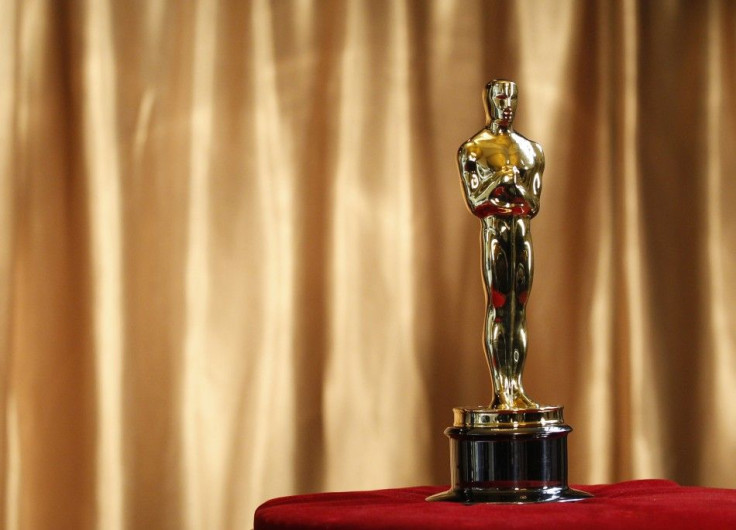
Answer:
top-left (427, 80), bottom-right (591, 503)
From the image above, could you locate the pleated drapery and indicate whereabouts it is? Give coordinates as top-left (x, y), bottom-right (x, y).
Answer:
top-left (2, 1), bottom-right (736, 528)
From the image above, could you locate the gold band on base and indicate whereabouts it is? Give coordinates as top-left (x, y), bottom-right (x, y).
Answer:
top-left (453, 406), bottom-right (564, 428)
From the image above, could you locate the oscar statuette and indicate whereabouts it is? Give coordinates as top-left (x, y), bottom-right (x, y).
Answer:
top-left (427, 80), bottom-right (591, 503)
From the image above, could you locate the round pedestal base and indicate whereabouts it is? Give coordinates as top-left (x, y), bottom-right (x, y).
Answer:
top-left (427, 406), bottom-right (592, 504)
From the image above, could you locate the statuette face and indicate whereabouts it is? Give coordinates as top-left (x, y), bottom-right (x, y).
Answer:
top-left (485, 80), bottom-right (518, 127)
top-left (457, 79), bottom-right (545, 410)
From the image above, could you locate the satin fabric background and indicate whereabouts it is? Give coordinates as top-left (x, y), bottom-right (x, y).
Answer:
top-left (2, 0), bottom-right (735, 528)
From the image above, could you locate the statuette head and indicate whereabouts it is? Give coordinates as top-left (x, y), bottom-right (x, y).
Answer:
top-left (484, 79), bottom-right (518, 128)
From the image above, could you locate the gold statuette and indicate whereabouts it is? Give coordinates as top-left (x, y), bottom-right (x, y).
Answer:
top-left (459, 79), bottom-right (542, 410)
top-left (427, 80), bottom-right (591, 504)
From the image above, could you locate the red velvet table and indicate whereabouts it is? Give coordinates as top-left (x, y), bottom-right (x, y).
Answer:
top-left (254, 480), bottom-right (736, 529)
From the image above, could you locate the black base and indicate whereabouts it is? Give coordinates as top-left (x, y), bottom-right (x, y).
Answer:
top-left (427, 422), bottom-right (592, 504)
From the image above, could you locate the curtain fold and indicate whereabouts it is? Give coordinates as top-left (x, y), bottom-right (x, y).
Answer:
top-left (2, 1), bottom-right (735, 528)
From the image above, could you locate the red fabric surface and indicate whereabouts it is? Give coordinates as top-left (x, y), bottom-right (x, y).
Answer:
top-left (254, 480), bottom-right (736, 529)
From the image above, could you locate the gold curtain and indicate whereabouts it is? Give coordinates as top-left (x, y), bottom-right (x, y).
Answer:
top-left (2, 0), bottom-right (736, 528)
